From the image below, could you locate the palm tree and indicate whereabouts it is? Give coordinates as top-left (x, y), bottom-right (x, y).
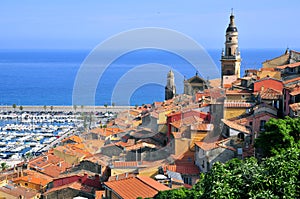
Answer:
top-left (0, 162), bottom-right (9, 171)
top-left (43, 105), bottom-right (47, 112)
top-left (12, 104), bottom-right (16, 111)
top-left (81, 105), bottom-right (84, 112)
top-left (19, 105), bottom-right (23, 111)
top-left (104, 103), bottom-right (108, 113)
top-left (50, 106), bottom-right (54, 111)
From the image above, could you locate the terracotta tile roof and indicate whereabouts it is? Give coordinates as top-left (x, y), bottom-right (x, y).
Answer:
top-left (191, 123), bottom-right (214, 131)
top-left (283, 76), bottom-right (300, 85)
top-left (104, 176), bottom-right (169, 199)
top-left (289, 103), bottom-right (300, 112)
top-left (171, 115), bottom-right (203, 129)
top-left (224, 101), bottom-right (255, 108)
top-left (90, 127), bottom-right (123, 137)
top-left (129, 109), bottom-right (142, 116)
top-left (84, 153), bottom-right (111, 166)
top-left (255, 76), bottom-right (283, 83)
top-left (194, 136), bottom-right (221, 151)
top-left (125, 142), bottom-right (157, 151)
top-left (164, 165), bottom-right (200, 175)
top-left (137, 176), bottom-right (170, 190)
top-left (62, 135), bottom-right (82, 144)
top-left (222, 119), bottom-right (251, 134)
top-left (289, 86), bottom-right (300, 96)
top-left (194, 141), bottom-right (218, 151)
top-left (276, 61), bottom-right (300, 69)
top-left (13, 170), bottom-right (53, 187)
top-left (54, 144), bottom-right (92, 159)
top-left (195, 138), bottom-right (236, 152)
top-left (108, 173), bottom-right (137, 181)
top-left (111, 161), bottom-right (153, 169)
top-left (44, 181), bottom-right (94, 195)
top-left (226, 90), bottom-right (252, 95)
top-left (153, 101), bottom-right (163, 107)
top-left (0, 184), bottom-right (39, 198)
top-left (259, 88), bottom-right (282, 99)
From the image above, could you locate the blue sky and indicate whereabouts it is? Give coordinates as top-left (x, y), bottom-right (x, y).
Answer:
top-left (0, 0), bottom-right (299, 50)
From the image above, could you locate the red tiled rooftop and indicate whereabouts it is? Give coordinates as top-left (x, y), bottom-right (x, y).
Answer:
top-left (289, 103), bottom-right (300, 112)
top-left (283, 76), bottom-right (300, 85)
top-left (90, 127), bottom-right (123, 137)
top-left (194, 141), bottom-right (218, 151)
top-left (104, 176), bottom-right (169, 199)
top-left (259, 88), bottom-right (282, 100)
top-left (0, 184), bottom-right (39, 198)
top-left (164, 165), bottom-right (200, 175)
top-left (289, 86), bottom-right (300, 96)
top-left (226, 89), bottom-right (252, 95)
top-left (276, 62), bottom-right (300, 70)
top-left (13, 170), bottom-right (53, 187)
top-left (62, 135), bottom-right (82, 144)
top-left (222, 119), bottom-right (251, 134)
top-left (44, 181), bottom-right (94, 195)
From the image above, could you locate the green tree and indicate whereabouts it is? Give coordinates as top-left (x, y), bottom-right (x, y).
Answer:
top-left (12, 104), bottom-right (16, 111)
top-left (19, 105), bottom-right (23, 111)
top-left (43, 105), bottom-right (47, 111)
top-left (104, 103), bottom-right (108, 112)
top-left (255, 116), bottom-right (300, 157)
top-left (157, 147), bottom-right (300, 199)
top-left (50, 105), bottom-right (54, 111)
top-left (0, 162), bottom-right (9, 171)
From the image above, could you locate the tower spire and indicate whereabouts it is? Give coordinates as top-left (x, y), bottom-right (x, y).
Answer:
top-left (221, 11), bottom-right (241, 87)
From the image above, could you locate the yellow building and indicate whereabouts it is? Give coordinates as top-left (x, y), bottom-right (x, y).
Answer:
top-left (13, 170), bottom-right (52, 192)
top-left (53, 144), bottom-right (91, 165)
top-left (224, 101), bottom-right (255, 119)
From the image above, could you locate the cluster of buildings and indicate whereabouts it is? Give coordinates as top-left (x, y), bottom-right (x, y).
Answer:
top-left (1, 12), bottom-right (300, 199)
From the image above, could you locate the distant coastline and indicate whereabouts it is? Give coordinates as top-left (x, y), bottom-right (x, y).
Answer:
top-left (0, 105), bottom-right (133, 113)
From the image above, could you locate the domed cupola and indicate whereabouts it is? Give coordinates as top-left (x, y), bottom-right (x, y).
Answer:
top-left (226, 14), bottom-right (238, 32)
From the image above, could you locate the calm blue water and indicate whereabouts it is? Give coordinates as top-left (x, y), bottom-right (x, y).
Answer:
top-left (0, 48), bottom-right (291, 106)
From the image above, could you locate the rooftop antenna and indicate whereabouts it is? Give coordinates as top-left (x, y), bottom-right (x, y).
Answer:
top-left (231, 8), bottom-right (234, 15)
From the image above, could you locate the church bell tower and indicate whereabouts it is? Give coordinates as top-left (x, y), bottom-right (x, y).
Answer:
top-left (221, 11), bottom-right (241, 86)
top-left (165, 70), bottom-right (176, 100)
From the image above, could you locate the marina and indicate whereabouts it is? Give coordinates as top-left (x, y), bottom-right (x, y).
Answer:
top-left (0, 110), bottom-right (83, 164)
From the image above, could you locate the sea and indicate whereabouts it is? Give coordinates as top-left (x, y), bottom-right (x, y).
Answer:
top-left (0, 48), bottom-right (293, 106)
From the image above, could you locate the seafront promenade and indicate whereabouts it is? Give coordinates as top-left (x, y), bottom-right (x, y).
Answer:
top-left (0, 105), bottom-right (133, 113)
